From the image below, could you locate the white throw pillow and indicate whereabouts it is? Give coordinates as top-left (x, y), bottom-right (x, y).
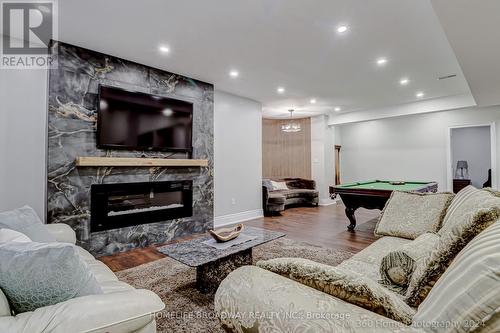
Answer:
top-left (0, 206), bottom-right (55, 243)
top-left (0, 241), bottom-right (103, 313)
top-left (412, 221), bottom-right (500, 333)
top-left (0, 229), bottom-right (31, 243)
top-left (271, 181), bottom-right (288, 191)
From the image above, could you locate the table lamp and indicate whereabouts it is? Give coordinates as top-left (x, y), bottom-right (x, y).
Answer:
top-left (455, 160), bottom-right (469, 179)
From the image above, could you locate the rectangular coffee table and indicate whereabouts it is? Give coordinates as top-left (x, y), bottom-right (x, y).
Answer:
top-left (158, 226), bottom-right (285, 293)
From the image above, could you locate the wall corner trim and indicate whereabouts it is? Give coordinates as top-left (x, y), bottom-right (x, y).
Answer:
top-left (214, 209), bottom-right (264, 228)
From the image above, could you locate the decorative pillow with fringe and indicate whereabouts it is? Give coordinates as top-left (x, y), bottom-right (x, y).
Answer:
top-left (379, 233), bottom-right (440, 293)
top-left (405, 188), bottom-right (500, 307)
top-left (412, 221), bottom-right (500, 333)
top-left (257, 257), bottom-right (416, 324)
top-left (437, 185), bottom-right (479, 237)
top-left (375, 191), bottom-right (454, 240)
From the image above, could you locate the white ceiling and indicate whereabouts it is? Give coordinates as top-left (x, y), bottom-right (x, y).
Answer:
top-left (431, 0), bottom-right (500, 108)
top-left (56, 0), bottom-right (472, 118)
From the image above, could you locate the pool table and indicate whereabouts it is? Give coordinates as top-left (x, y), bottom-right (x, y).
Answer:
top-left (329, 180), bottom-right (438, 231)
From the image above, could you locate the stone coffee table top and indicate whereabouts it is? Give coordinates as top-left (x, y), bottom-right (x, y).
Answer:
top-left (158, 226), bottom-right (285, 267)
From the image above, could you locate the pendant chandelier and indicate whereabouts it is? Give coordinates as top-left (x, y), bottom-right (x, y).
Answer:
top-left (281, 109), bottom-right (301, 133)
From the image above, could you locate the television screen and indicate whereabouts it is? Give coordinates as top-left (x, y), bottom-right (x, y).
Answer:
top-left (97, 86), bottom-right (193, 152)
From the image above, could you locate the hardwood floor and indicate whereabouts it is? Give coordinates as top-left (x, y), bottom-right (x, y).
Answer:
top-left (246, 204), bottom-right (379, 253)
top-left (99, 203), bottom-right (380, 272)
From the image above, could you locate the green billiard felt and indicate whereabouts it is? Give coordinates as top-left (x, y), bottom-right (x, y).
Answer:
top-left (337, 180), bottom-right (431, 191)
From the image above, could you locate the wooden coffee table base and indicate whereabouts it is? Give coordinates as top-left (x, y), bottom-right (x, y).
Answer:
top-left (196, 248), bottom-right (252, 293)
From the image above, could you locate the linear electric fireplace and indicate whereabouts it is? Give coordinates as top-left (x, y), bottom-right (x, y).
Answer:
top-left (91, 180), bottom-right (193, 232)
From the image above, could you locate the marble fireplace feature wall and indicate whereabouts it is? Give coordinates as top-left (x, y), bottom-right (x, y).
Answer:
top-left (47, 41), bottom-right (214, 257)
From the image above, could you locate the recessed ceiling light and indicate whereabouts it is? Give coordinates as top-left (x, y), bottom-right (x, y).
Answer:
top-left (310, 98), bottom-right (317, 104)
top-left (159, 45), bottom-right (170, 54)
top-left (416, 91), bottom-right (425, 98)
top-left (277, 87), bottom-right (285, 94)
top-left (337, 25), bottom-right (348, 33)
top-left (229, 70), bottom-right (239, 78)
top-left (400, 78), bottom-right (409, 86)
top-left (334, 107), bottom-right (341, 112)
top-left (376, 57), bottom-right (388, 66)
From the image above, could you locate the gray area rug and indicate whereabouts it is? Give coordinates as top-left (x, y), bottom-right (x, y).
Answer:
top-left (116, 237), bottom-right (354, 333)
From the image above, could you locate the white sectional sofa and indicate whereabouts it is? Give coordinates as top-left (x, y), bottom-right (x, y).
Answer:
top-left (0, 223), bottom-right (165, 333)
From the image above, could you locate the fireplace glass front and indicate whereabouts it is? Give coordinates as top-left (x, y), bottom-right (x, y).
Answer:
top-left (91, 180), bottom-right (193, 232)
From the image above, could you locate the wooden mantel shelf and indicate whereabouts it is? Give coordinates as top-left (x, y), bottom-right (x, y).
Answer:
top-left (75, 156), bottom-right (208, 167)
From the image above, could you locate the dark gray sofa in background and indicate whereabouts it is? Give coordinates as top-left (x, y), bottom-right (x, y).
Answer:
top-left (262, 178), bottom-right (319, 214)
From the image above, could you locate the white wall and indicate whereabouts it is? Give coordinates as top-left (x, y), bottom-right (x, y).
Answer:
top-left (214, 90), bottom-right (263, 226)
top-left (0, 86), bottom-right (6, 196)
top-left (451, 126), bottom-right (491, 188)
top-left (336, 106), bottom-right (500, 191)
top-left (311, 115), bottom-right (336, 204)
top-left (0, 68), bottom-right (48, 218)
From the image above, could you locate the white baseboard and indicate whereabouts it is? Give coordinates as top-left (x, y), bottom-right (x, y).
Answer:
top-left (214, 209), bottom-right (264, 228)
top-left (319, 198), bottom-right (338, 206)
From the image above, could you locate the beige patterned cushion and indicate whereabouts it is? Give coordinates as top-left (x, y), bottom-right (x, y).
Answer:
top-left (215, 266), bottom-right (424, 333)
top-left (412, 221), bottom-right (500, 333)
top-left (339, 259), bottom-right (381, 281)
top-left (338, 236), bottom-right (411, 281)
top-left (257, 257), bottom-right (416, 324)
top-left (405, 188), bottom-right (500, 307)
top-left (484, 187), bottom-right (500, 197)
top-left (375, 191), bottom-right (454, 240)
top-left (438, 185), bottom-right (479, 237)
top-left (379, 233), bottom-right (440, 293)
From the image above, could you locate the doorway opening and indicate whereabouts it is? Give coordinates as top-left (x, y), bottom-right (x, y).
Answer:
top-left (447, 124), bottom-right (496, 193)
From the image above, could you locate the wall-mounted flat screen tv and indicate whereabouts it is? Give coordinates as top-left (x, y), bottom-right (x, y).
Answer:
top-left (97, 85), bottom-right (193, 152)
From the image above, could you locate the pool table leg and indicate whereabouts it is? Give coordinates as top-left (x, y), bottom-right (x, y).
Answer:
top-left (345, 207), bottom-right (357, 231)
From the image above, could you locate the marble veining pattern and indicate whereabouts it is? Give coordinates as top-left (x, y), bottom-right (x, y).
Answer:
top-left (158, 226), bottom-right (286, 267)
top-left (47, 41), bottom-right (214, 257)
top-left (196, 249), bottom-right (253, 294)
